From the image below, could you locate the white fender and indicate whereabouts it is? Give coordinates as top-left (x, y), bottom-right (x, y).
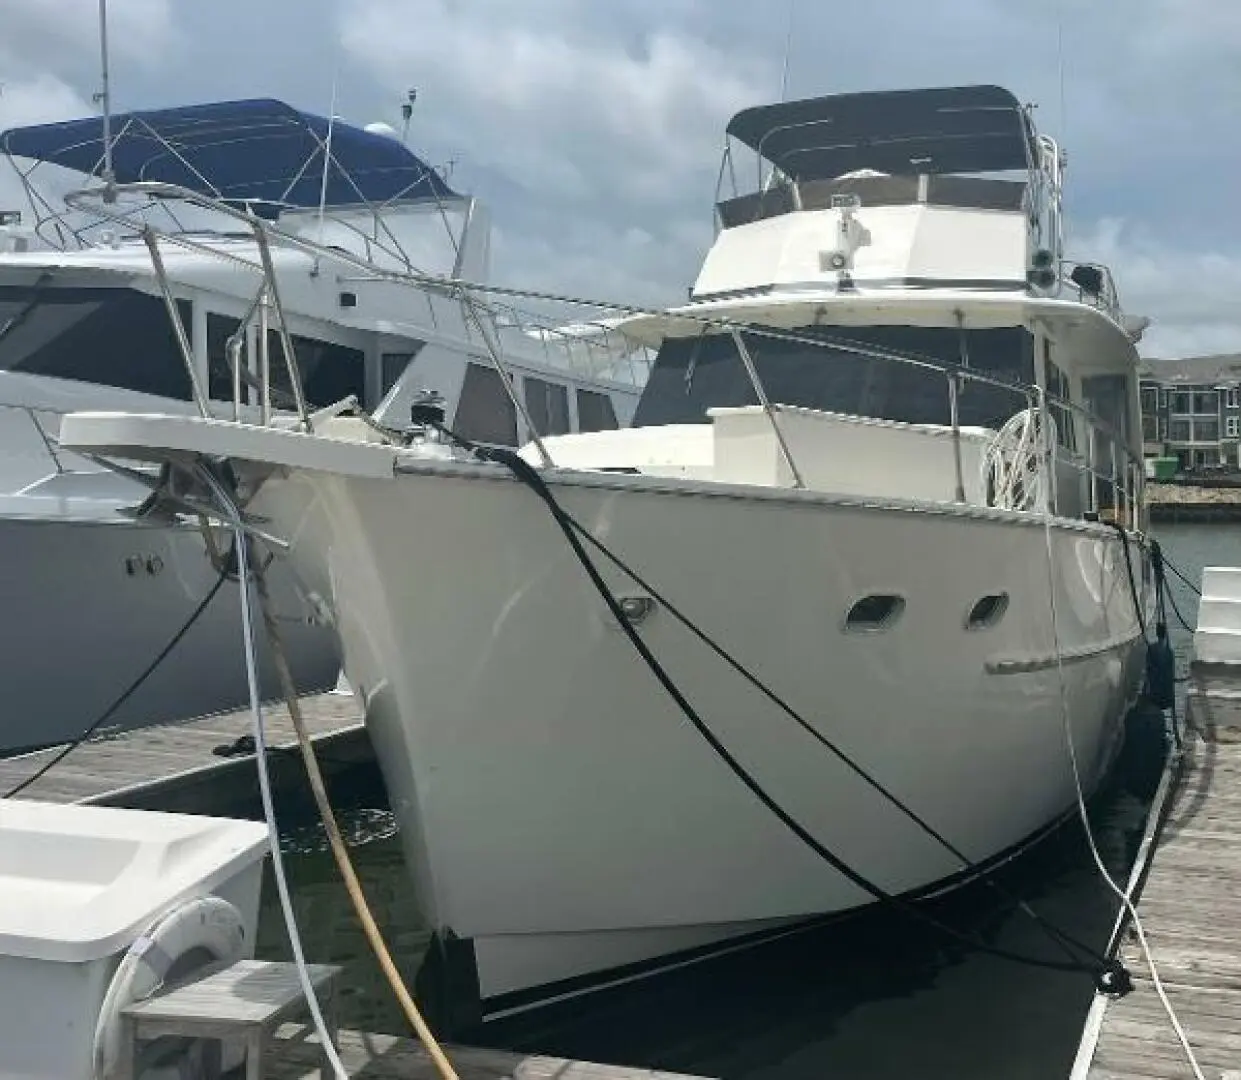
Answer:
top-left (93, 895), bottom-right (247, 1080)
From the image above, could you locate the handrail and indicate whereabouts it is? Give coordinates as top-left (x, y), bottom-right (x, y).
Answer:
top-left (58, 179), bottom-right (1145, 524)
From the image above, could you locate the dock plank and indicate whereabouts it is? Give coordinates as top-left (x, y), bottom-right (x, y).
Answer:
top-left (1077, 668), bottom-right (1241, 1078)
top-left (267, 1026), bottom-right (713, 1080)
top-left (0, 690), bottom-right (366, 806)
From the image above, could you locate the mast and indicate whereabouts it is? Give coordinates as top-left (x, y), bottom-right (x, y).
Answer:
top-left (96, 0), bottom-right (116, 199)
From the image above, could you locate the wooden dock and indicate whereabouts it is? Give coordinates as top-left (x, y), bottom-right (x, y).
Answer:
top-left (0, 689), bottom-right (369, 809)
top-left (1073, 664), bottom-right (1241, 1078)
top-left (0, 693), bottom-right (714, 1079)
top-left (267, 1025), bottom-right (710, 1079)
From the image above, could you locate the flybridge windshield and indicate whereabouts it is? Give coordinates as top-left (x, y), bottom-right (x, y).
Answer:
top-left (631, 325), bottom-right (1035, 430)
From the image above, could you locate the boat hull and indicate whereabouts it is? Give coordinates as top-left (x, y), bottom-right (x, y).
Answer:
top-left (251, 458), bottom-right (1149, 1013)
top-left (0, 508), bottom-right (339, 755)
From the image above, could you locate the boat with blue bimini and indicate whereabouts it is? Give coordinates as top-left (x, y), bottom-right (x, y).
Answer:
top-left (59, 84), bottom-right (1156, 1022)
top-left (0, 96), bottom-right (645, 756)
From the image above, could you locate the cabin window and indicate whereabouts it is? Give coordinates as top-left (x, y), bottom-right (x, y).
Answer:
top-left (381, 353), bottom-right (414, 398)
top-left (1140, 387), bottom-right (1158, 415)
top-left (266, 329), bottom-right (366, 409)
top-left (455, 362), bottom-right (518, 445)
top-left (1043, 343), bottom-right (1076, 451)
top-left (632, 325), bottom-right (1034, 430)
top-left (966, 593), bottom-right (1009, 630)
top-left (844, 594), bottom-right (905, 632)
top-left (524, 375), bottom-right (571, 436)
top-left (1081, 374), bottom-right (1132, 446)
top-left (577, 389), bottom-right (619, 432)
top-left (0, 285), bottom-right (194, 400)
top-left (207, 312), bottom-right (244, 401)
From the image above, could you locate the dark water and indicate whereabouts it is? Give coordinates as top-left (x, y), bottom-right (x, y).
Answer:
top-left (255, 524), bottom-right (1229, 1079)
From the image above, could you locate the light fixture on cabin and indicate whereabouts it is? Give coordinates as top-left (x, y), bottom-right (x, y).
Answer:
top-left (821, 193), bottom-right (869, 275)
top-left (1027, 247), bottom-right (1056, 290)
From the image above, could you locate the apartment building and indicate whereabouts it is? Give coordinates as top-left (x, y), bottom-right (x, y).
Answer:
top-left (1139, 354), bottom-right (1241, 470)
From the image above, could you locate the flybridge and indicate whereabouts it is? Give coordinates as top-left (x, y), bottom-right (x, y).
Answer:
top-left (0, 97), bottom-right (475, 277)
top-left (712, 85), bottom-right (1050, 232)
top-left (0, 98), bottom-right (456, 214)
top-left (725, 84), bottom-right (1035, 182)
top-left (697, 83), bottom-right (1072, 304)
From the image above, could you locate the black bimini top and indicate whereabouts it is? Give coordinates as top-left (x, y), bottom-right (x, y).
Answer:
top-left (725, 85), bottom-right (1035, 180)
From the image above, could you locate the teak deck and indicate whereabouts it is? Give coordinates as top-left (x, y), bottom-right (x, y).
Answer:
top-left (1074, 664), bottom-right (1241, 1078)
top-left (0, 689), bottom-right (368, 808)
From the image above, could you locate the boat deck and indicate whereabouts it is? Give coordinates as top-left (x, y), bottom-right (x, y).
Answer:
top-left (1074, 664), bottom-right (1241, 1078)
top-left (0, 689), bottom-right (368, 808)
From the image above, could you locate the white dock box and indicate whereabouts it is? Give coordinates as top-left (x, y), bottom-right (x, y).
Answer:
top-left (0, 800), bottom-right (269, 1080)
top-left (1195, 566), bottom-right (1241, 665)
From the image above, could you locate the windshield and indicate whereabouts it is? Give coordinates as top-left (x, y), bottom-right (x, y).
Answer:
top-left (0, 285), bottom-right (192, 400)
top-left (631, 324), bottom-right (1034, 430)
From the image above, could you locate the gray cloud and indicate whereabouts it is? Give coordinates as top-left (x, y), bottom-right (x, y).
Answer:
top-left (0, 0), bottom-right (1236, 356)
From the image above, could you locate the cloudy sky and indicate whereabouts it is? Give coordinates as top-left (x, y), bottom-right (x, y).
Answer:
top-left (0, 0), bottom-right (1236, 358)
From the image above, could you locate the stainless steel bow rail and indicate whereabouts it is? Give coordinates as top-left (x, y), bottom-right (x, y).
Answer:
top-left (63, 178), bottom-right (1145, 529)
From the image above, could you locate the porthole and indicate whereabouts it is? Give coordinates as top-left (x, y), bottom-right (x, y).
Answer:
top-left (966, 593), bottom-right (1009, 630)
top-left (844, 594), bottom-right (905, 633)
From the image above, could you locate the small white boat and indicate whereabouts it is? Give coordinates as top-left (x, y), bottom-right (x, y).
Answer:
top-left (60, 84), bottom-right (1154, 1022)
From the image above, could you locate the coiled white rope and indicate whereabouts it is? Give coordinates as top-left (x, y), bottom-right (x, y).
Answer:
top-left (982, 408), bottom-right (1053, 512)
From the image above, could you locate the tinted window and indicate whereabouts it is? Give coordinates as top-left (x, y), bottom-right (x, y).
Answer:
top-left (0, 285), bottom-right (193, 400)
top-left (577, 389), bottom-right (619, 432)
top-left (1082, 374), bottom-right (1133, 444)
top-left (1044, 343), bottom-right (1076, 450)
top-left (381, 353), bottom-right (413, 398)
top-left (524, 375), bottom-right (571, 436)
top-left (455, 362), bottom-right (518, 445)
top-left (631, 325), bottom-right (1033, 430)
top-left (207, 312), bottom-right (243, 401)
top-left (267, 330), bottom-right (366, 409)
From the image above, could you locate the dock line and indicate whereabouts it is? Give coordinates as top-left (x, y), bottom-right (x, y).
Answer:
top-left (430, 425), bottom-right (1131, 988)
top-left (1047, 512), bottom-right (1204, 1076)
top-left (2, 565), bottom-right (229, 800)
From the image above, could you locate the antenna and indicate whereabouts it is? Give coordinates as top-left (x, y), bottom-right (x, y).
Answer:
top-left (316, 68), bottom-right (340, 241)
top-left (778, 0), bottom-right (797, 102)
top-left (94, 0), bottom-right (116, 200)
top-left (400, 88), bottom-right (417, 146)
top-left (1057, 0), bottom-right (1067, 139)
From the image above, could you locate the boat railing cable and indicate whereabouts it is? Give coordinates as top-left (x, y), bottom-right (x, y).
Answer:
top-left (64, 176), bottom-right (1146, 505)
top-left (1035, 389), bottom-right (1206, 1080)
top-left (2, 565), bottom-right (228, 800)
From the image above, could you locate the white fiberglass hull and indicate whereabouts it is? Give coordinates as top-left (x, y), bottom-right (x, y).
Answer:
top-left (0, 506), bottom-right (339, 755)
top-left (251, 456), bottom-right (1148, 1013)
